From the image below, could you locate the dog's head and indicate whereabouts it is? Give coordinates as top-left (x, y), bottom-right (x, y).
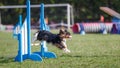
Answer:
top-left (54, 29), bottom-right (72, 53)
top-left (59, 29), bottom-right (72, 39)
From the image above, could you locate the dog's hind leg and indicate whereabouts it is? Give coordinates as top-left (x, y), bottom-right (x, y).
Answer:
top-left (32, 36), bottom-right (37, 43)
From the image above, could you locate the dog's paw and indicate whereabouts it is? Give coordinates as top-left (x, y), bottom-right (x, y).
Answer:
top-left (63, 48), bottom-right (71, 53)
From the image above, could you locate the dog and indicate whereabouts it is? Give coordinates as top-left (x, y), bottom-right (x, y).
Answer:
top-left (32, 29), bottom-right (72, 53)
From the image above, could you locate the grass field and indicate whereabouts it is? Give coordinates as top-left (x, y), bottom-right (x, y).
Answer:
top-left (0, 30), bottom-right (120, 68)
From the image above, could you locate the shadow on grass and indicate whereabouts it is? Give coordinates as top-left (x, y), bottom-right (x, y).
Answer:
top-left (0, 56), bottom-right (14, 64)
top-left (60, 54), bottom-right (120, 58)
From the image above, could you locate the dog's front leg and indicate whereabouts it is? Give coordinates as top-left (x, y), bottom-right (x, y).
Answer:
top-left (61, 40), bottom-right (71, 53)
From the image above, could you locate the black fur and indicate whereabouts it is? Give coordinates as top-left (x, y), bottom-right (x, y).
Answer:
top-left (37, 30), bottom-right (62, 44)
top-left (33, 29), bottom-right (71, 51)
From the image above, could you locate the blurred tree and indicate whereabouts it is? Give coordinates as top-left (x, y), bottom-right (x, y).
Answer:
top-left (0, 0), bottom-right (120, 25)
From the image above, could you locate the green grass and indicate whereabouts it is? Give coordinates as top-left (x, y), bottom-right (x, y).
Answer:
top-left (0, 31), bottom-right (120, 68)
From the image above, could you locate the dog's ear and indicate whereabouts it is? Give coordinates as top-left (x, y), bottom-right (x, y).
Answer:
top-left (59, 29), bottom-right (65, 34)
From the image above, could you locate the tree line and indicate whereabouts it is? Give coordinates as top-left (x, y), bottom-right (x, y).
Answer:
top-left (0, 0), bottom-right (120, 25)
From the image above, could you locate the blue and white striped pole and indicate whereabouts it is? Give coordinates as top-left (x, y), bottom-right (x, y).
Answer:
top-left (36, 3), bottom-right (56, 58)
top-left (18, 15), bottom-right (22, 62)
top-left (40, 4), bottom-right (48, 57)
top-left (26, 0), bottom-right (31, 56)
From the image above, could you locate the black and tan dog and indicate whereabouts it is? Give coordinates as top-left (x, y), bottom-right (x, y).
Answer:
top-left (32, 29), bottom-right (72, 53)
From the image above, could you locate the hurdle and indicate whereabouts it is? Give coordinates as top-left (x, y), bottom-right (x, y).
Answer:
top-left (13, 0), bottom-right (56, 62)
top-left (33, 3), bottom-right (57, 58)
